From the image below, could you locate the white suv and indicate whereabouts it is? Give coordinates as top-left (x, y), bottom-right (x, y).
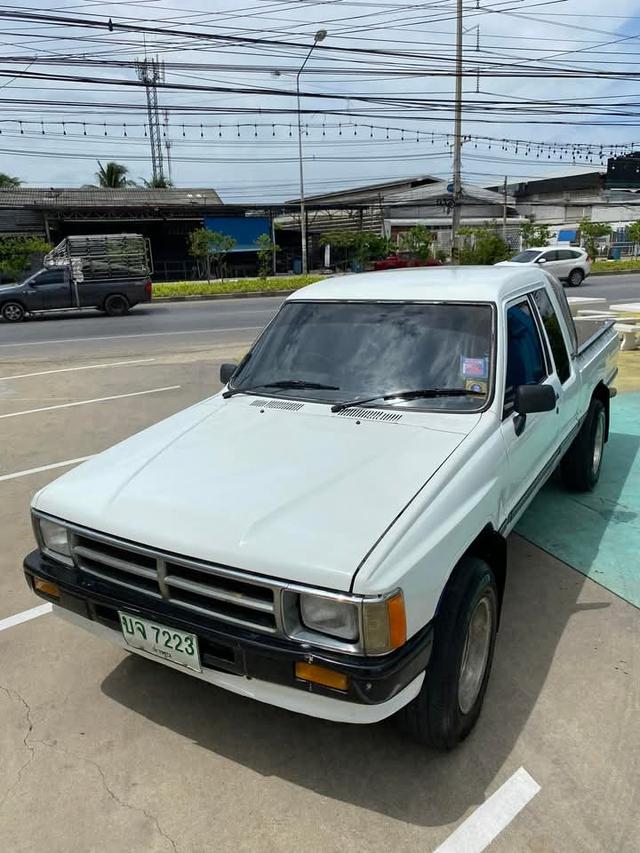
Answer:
top-left (496, 246), bottom-right (591, 287)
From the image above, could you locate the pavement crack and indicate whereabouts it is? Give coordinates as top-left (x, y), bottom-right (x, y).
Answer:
top-left (39, 741), bottom-right (179, 853)
top-left (0, 684), bottom-right (37, 811)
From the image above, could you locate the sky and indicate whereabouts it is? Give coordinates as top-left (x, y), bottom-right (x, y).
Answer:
top-left (1, 0), bottom-right (640, 201)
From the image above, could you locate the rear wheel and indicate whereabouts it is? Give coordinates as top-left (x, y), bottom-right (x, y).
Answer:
top-left (568, 268), bottom-right (584, 287)
top-left (562, 397), bottom-right (606, 491)
top-left (103, 294), bottom-right (130, 317)
top-left (1, 301), bottom-right (26, 322)
top-left (396, 557), bottom-right (498, 749)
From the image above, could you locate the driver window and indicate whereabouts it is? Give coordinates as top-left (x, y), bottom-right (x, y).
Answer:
top-left (540, 251), bottom-right (557, 262)
top-left (32, 271), bottom-right (64, 285)
top-left (504, 299), bottom-right (548, 416)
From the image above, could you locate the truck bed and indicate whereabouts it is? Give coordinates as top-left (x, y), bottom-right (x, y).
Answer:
top-left (573, 316), bottom-right (616, 355)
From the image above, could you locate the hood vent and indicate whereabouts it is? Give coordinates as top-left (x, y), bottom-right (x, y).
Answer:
top-left (250, 399), bottom-right (305, 412)
top-left (335, 408), bottom-right (403, 423)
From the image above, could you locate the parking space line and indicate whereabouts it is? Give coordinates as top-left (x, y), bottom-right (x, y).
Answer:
top-left (434, 767), bottom-right (541, 853)
top-left (0, 358), bottom-right (155, 382)
top-left (0, 384), bottom-right (181, 420)
top-left (0, 327), bottom-right (263, 348)
top-left (0, 456), bottom-right (94, 483)
top-left (0, 603), bottom-right (52, 632)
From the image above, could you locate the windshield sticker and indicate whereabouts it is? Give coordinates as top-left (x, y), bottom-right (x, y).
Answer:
top-left (465, 379), bottom-right (487, 394)
top-left (460, 356), bottom-right (488, 379)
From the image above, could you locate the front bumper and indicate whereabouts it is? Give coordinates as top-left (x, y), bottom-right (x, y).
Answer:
top-left (24, 550), bottom-right (433, 724)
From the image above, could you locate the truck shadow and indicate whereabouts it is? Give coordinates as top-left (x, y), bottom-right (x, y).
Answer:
top-left (100, 427), bottom-right (639, 828)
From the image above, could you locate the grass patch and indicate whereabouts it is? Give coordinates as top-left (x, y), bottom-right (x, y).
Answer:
top-left (592, 259), bottom-right (640, 273)
top-left (152, 274), bottom-right (324, 298)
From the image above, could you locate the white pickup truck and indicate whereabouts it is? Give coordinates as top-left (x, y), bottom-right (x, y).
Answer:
top-left (25, 267), bottom-right (619, 749)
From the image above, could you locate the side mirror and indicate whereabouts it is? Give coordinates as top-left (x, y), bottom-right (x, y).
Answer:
top-left (536, 257), bottom-right (547, 264)
top-left (219, 362), bottom-right (238, 385)
top-left (514, 384), bottom-right (556, 415)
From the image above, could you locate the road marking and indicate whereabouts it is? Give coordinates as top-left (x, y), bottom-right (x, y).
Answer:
top-left (0, 603), bottom-right (52, 632)
top-left (0, 326), bottom-right (263, 348)
top-left (0, 358), bottom-right (155, 382)
top-left (0, 456), bottom-right (94, 483)
top-left (434, 767), bottom-right (541, 853)
top-left (0, 384), bottom-right (181, 420)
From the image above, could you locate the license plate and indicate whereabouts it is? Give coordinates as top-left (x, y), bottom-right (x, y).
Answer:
top-left (118, 612), bottom-right (201, 673)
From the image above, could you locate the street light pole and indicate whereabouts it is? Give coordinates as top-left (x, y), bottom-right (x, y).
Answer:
top-left (296, 29), bottom-right (326, 275)
top-left (451, 0), bottom-right (463, 264)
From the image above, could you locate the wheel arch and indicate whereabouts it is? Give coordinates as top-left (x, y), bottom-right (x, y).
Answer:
top-left (435, 525), bottom-right (507, 629)
top-left (592, 381), bottom-right (610, 441)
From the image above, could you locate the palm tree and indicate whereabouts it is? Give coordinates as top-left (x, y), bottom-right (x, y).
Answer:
top-left (0, 173), bottom-right (21, 188)
top-left (95, 161), bottom-right (134, 188)
top-left (143, 176), bottom-right (173, 188)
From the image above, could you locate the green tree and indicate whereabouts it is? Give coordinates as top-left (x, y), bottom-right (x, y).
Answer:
top-left (143, 176), bottom-right (173, 188)
top-left (520, 221), bottom-right (551, 248)
top-left (459, 223), bottom-right (510, 265)
top-left (398, 225), bottom-right (434, 260)
top-left (0, 235), bottom-right (51, 280)
top-left (256, 233), bottom-right (279, 280)
top-left (0, 173), bottom-right (21, 189)
top-left (627, 221), bottom-right (640, 245)
top-left (579, 219), bottom-right (612, 259)
top-left (319, 230), bottom-right (391, 270)
top-left (188, 228), bottom-right (236, 281)
top-left (95, 161), bottom-right (134, 188)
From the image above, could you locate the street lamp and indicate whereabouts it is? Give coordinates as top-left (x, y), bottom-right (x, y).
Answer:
top-left (297, 29), bottom-right (327, 274)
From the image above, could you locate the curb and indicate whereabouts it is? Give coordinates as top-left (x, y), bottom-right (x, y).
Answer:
top-left (152, 289), bottom-right (297, 303)
top-left (590, 269), bottom-right (640, 277)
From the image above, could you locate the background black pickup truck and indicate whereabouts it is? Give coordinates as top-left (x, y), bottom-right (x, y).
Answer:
top-left (0, 233), bottom-right (153, 322)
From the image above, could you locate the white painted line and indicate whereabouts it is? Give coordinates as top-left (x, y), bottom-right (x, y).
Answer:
top-left (0, 384), bottom-right (181, 420)
top-left (434, 767), bottom-right (541, 853)
top-left (0, 603), bottom-right (52, 632)
top-left (0, 326), bottom-right (263, 349)
top-left (0, 455), bottom-right (94, 483)
top-left (0, 358), bottom-right (155, 382)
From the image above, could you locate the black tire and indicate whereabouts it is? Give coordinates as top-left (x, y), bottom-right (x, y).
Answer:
top-left (103, 294), bottom-right (130, 317)
top-left (561, 397), bottom-right (606, 491)
top-left (396, 557), bottom-right (498, 750)
top-left (1, 301), bottom-right (26, 322)
top-left (567, 268), bottom-right (584, 287)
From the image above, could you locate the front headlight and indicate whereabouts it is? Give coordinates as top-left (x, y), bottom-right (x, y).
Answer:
top-left (37, 517), bottom-right (73, 566)
top-left (300, 594), bottom-right (359, 642)
top-left (293, 590), bottom-right (406, 655)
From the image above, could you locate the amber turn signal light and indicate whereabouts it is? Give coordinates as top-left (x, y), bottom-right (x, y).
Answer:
top-left (33, 577), bottom-right (60, 600)
top-left (295, 661), bottom-right (349, 692)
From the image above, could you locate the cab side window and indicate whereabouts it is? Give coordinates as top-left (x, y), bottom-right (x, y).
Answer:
top-left (533, 289), bottom-right (571, 383)
top-left (504, 299), bottom-right (547, 415)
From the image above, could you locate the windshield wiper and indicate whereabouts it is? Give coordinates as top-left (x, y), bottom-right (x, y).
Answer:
top-left (331, 387), bottom-right (486, 413)
top-left (223, 379), bottom-right (339, 399)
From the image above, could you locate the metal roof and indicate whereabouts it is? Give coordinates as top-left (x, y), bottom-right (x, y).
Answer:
top-left (0, 187), bottom-right (222, 209)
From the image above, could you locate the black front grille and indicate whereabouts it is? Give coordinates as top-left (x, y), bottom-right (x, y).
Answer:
top-left (70, 531), bottom-right (278, 634)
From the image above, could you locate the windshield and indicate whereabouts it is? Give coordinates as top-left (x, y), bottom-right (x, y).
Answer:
top-left (508, 250), bottom-right (541, 263)
top-left (230, 301), bottom-right (494, 411)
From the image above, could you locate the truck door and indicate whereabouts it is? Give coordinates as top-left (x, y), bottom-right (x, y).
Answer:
top-left (531, 286), bottom-right (581, 446)
top-left (29, 269), bottom-right (72, 310)
top-left (500, 295), bottom-right (562, 528)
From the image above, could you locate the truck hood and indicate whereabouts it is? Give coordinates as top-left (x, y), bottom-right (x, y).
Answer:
top-left (34, 397), bottom-right (479, 591)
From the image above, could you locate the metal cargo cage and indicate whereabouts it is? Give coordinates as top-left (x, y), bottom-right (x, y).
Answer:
top-left (44, 233), bottom-right (152, 281)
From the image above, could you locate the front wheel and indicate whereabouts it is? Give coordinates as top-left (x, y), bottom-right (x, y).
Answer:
top-left (568, 268), bottom-right (584, 287)
top-left (562, 397), bottom-right (606, 491)
top-left (395, 557), bottom-right (498, 749)
top-left (1, 301), bottom-right (26, 322)
top-left (103, 294), bottom-right (130, 317)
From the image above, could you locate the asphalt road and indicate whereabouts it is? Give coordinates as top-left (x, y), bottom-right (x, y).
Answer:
top-left (0, 273), bottom-right (638, 359)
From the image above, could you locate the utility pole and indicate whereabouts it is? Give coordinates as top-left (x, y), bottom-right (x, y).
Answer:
top-left (450, 0), bottom-right (464, 264)
top-left (135, 56), bottom-right (165, 185)
top-left (503, 176), bottom-right (508, 242)
top-left (163, 109), bottom-right (173, 185)
top-left (296, 29), bottom-right (327, 275)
